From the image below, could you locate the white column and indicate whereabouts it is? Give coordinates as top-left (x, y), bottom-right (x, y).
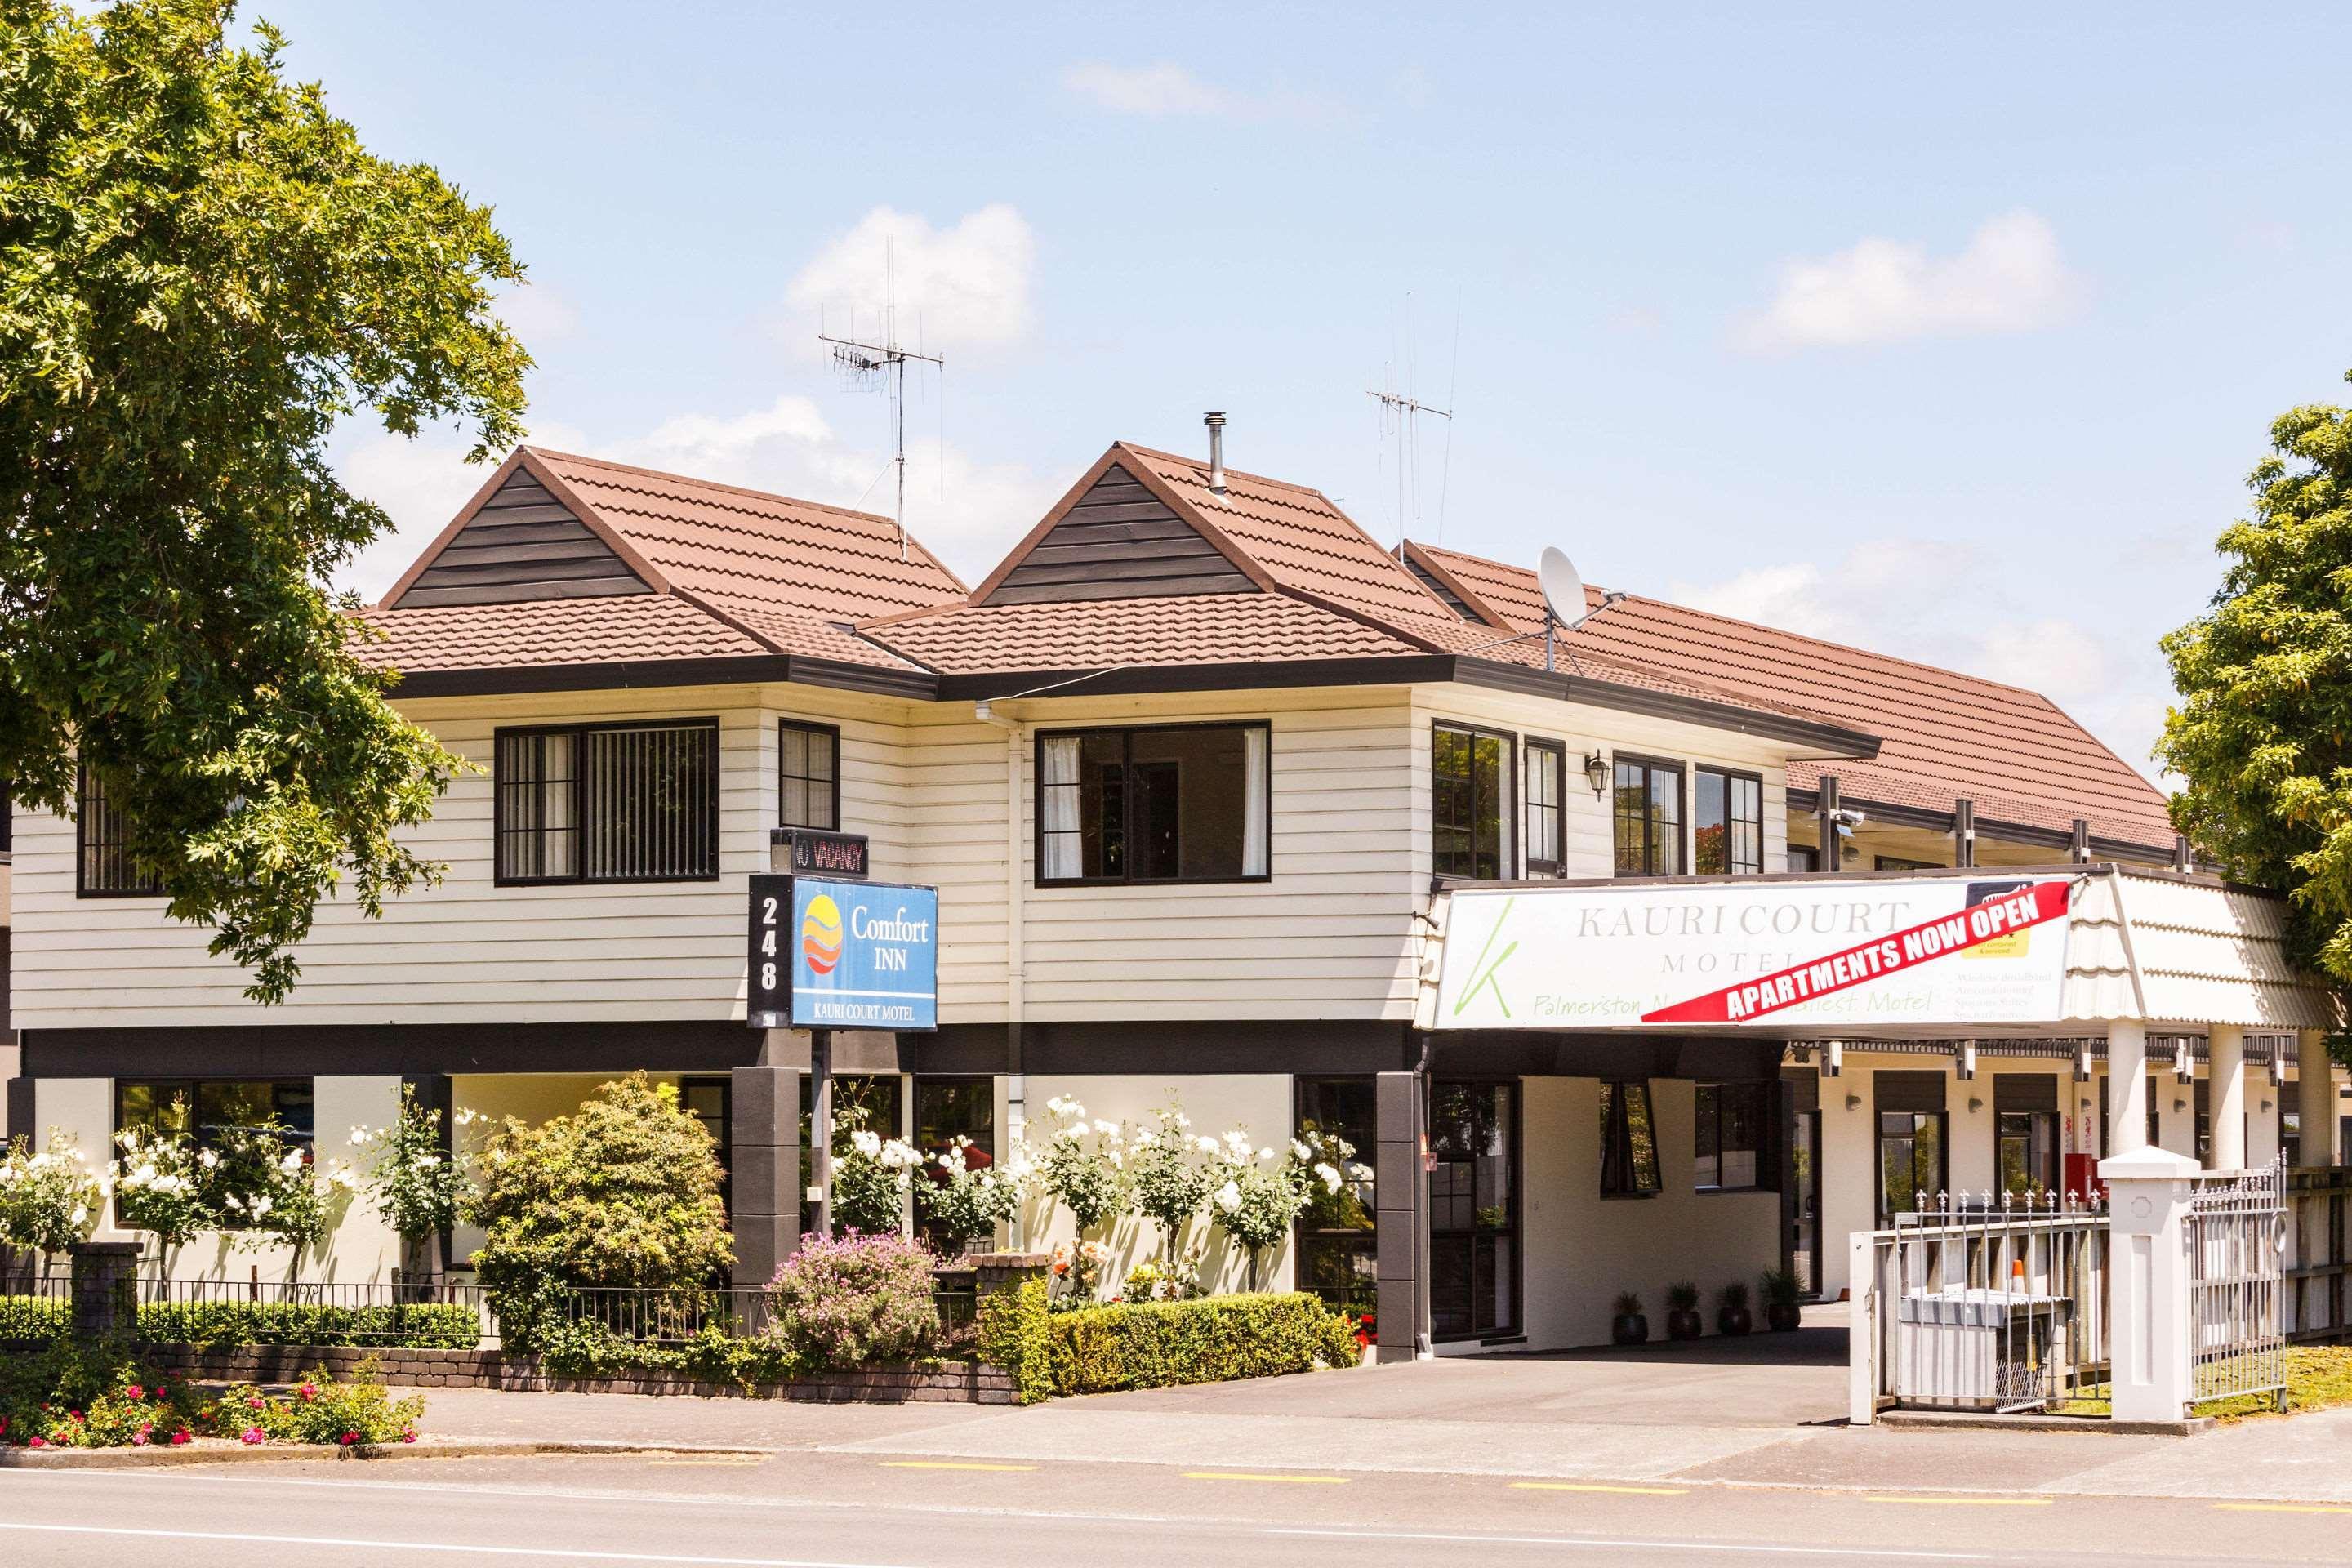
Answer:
top-left (2208, 1026), bottom-right (2246, 1170)
top-left (2100, 1145), bottom-right (2201, 1425)
top-left (2107, 1021), bottom-right (2151, 1156)
top-left (2298, 1029), bottom-right (2339, 1168)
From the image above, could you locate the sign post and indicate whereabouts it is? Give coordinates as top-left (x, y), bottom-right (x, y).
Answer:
top-left (748, 868), bottom-right (939, 1241)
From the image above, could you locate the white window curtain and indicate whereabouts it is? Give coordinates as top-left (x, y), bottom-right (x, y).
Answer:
top-left (1242, 726), bottom-right (1270, 877)
top-left (1040, 736), bottom-right (1081, 880)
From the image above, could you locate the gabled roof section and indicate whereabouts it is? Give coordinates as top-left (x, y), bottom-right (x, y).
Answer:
top-left (1405, 540), bottom-right (2175, 849)
top-left (975, 457), bottom-right (1260, 604)
top-left (366, 447), bottom-right (965, 685)
top-left (862, 591), bottom-right (1428, 675)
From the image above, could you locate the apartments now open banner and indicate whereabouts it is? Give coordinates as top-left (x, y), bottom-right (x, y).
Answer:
top-left (1432, 876), bottom-right (2077, 1031)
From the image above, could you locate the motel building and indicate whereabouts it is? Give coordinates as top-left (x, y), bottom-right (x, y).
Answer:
top-left (7, 419), bottom-right (2346, 1355)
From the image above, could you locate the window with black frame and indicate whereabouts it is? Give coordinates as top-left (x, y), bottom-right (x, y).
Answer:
top-left (1694, 1080), bottom-right (1768, 1190)
top-left (679, 1076), bottom-right (732, 1214)
top-left (1876, 1071), bottom-right (1949, 1222)
top-left (1599, 1080), bottom-right (1661, 1196)
top-left (78, 768), bottom-right (162, 896)
top-left (1433, 723), bottom-right (1512, 880)
top-left (1524, 740), bottom-right (1565, 877)
top-left (496, 719), bottom-right (719, 884)
top-left (779, 720), bottom-right (840, 831)
top-left (116, 1080), bottom-right (315, 1230)
top-left (1428, 1081), bottom-right (1515, 1339)
top-left (1293, 1077), bottom-right (1377, 1328)
top-left (800, 1075), bottom-right (904, 1236)
top-left (1036, 724), bottom-right (1268, 884)
top-left (913, 1077), bottom-right (996, 1253)
top-left (1694, 767), bottom-right (1762, 875)
top-left (1613, 758), bottom-right (1683, 876)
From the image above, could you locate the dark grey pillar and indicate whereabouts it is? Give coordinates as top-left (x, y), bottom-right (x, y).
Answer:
top-left (1815, 776), bottom-right (1840, 873)
top-left (1953, 799), bottom-right (1976, 869)
top-left (4, 1074), bottom-right (31, 1145)
top-left (1374, 1069), bottom-right (1426, 1364)
top-left (730, 1064), bottom-right (802, 1290)
top-left (2069, 818), bottom-right (2091, 864)
top-left (69, 1241), bottom-right (141, 1340)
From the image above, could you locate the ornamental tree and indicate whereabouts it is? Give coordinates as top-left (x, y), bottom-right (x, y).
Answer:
top-left (1131, 1102), bottom-right (1218, 1259)
top-left (468, 1074), bottom-right (733, 1299)
top-left (0, 1), bottom-right (530, 1002)
top-left (350, 1088), bottom-right (474, 1250)
top-left (2160, 367), bottom-right (2352, 1027)
top-left (0, 1132), bottom-right (103, 1264)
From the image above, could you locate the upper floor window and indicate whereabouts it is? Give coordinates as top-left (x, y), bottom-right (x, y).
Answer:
top-left (1524, 740), bottom-right (1565, 878)
top-left (78, 767), bottom-right (163, 897)
top-left (1612, 757), bottom-right (1683, 877)
top-left (1036, 723), bottom-right (1268, 885)
top-left (1694, 767), bottom-right (1763, 875)
top-left (1433, 722), bottom-right (1513, 880)
top-left (779, 720), bottom-right (840, 831)
top-left (495, 719), bottom-right (719, 885)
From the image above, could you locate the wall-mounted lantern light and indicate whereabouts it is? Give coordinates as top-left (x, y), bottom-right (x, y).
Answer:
top-left (1583, 751), bottom-right (1608, 797)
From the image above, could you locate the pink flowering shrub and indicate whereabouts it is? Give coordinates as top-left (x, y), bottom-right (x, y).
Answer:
top-left (196, 1357), bottom-right (421, 1446)
top-left (765, 1230), bottom-right (941, 1368)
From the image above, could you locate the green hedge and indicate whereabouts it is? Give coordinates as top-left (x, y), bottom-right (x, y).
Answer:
top-left (978, 1285), bottom-right (1359, 1405)
top-left (138, 1300), bottom-right (482, 1350)
top-left (0, 1294), bottom-right (69, 1341)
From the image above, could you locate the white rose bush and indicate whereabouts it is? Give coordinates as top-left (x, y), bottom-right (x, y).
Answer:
top-left (1131, 1102), bottom-right (1218, 1259)
top-left (350, 1089), bottom-right (476, 1263)
top-left (1031, 1096), bottom-right (1131, 1236)
top-left (914, 1136), bottom-right (1027, 1254)
top-left (0, 1131), bottom-right (103, 1267)
top-left (831, 1120), bottom-right (922, 1234)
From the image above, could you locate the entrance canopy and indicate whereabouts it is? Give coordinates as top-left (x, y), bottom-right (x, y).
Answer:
top-left (1418, 866), bottom-right (2340, 1040)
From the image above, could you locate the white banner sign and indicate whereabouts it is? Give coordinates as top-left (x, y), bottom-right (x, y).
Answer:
top-left (1432, 876), bottom-right (2078, 1031)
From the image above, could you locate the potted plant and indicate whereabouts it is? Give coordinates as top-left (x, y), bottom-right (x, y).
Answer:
top-left (1610, 1290), bottom-right (1649, 1346)
top-left (1760, 1266), bottom-right (1802, 1333)
top-left (1716, 1281), bottom-right (1753, 1336)
top-left (1664, 1281), bottom-right (1703, 1341)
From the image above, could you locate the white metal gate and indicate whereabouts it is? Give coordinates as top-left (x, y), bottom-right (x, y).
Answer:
top-left (2188, 1160), bottom-right (2287, 1409)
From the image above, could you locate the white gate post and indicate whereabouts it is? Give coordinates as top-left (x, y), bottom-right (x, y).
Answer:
top-left (2108, 1021), bottom-right (2152, 1156)
top-left (2100, 1145), bottom-right (2199, 1423)
top-left (2209, 1026), bottom-right (2246, 1170)
top-left (2296, 1030), bottom-right (2339, 1168)
top-left (1848, 1229), bottom-right (1879, 1426)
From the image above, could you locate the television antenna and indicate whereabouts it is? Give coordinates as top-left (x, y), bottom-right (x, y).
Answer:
top-left (1368, 385), bottom-right (1450, 552)
top-left (819, 242), bottom-right (943, 562)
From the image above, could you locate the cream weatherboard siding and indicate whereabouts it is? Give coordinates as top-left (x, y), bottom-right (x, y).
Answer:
top-left (9, 676), bottom-right (1815, 1032)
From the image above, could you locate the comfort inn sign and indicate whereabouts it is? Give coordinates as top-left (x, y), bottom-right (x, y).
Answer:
top-left (1428, 876), bottom-right (2078, 1031)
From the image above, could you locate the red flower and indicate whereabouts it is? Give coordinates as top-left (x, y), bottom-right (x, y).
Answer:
top-left (299, 1383), bottom-right (317, 1401)
top-left (28, 1437), bottom-right (46, 1449)
top-left (247, 1396), bottom-right (265, 1410)
top-left (126, 1384), bottom-right (145, 1401)
top-left (169, 1431), bottom-right (189, 1446)
top-left (340, 1432), bottom-right (359, 1446)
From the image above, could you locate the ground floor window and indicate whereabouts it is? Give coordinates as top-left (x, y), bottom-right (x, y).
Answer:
top-left (1599, 1079), bottom-right (1660, 1196)
top-left (912, 1076), bottom-right (996, 1254)
top-left (1694, 1080), bottom-right (1767, 1190)
top-left (1294, 1076), bottom-right (1377, 1325)
top-left (114, 1079), bottom-right (316, 1232)
top-left (802, 1074), bottom-right (904, 1236)
top-left (1993, 1074), bottom-right (2059, 1200)
top-left (1429, 1080), bottom-right (1517, 1340)
top-left (1875, 1069), bottom-right (1949, 1222)
top-left (679, 1076), bottom-right (731, 1214)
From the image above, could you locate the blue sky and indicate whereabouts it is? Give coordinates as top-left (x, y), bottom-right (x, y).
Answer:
top-left (270, 2), bottom-right (2352, 778)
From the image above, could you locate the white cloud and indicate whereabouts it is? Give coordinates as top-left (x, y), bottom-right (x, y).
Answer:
top-left (783, 203), bottom-right (1035, 358)
top-left (1670, 541), bottom-right (2168, 777)
top-left (1062, 60), bottom-right (1350, 124)
top-left (1740, 209), bottom-right (2077, 351)
top-left (330, 415), bottom-right (589, 603)
top-left (1064, 61), bottom-right (1231, 118)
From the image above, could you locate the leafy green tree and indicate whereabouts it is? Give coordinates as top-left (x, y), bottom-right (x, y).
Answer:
top-left (469, 1075), bottom-right (734, 1311)
top-left (2160, 367), bottom-right (2352, 1022)
top-left (0, 1), bottom-right (529, 1001)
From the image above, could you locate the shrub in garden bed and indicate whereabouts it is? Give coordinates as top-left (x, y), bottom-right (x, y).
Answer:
top-left (0, 1294), bottom-right (69, 1341)
top-left (978, 1283), bottom-right (1358, 1403)
top-left (767, 1230), bottom-right (940, 1368)
top-left (0, 1341), bottom-right (420, 1450)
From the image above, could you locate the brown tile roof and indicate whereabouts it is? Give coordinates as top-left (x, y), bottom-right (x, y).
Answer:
top-left (357, 594), bottom-right (771, 672)
top-left (1114, 444), bottom-right (1463, 629)
top-left (862, 591), bottom-right (1430, 674)
top-left (366, 448), bottom-right (960, 677)
top-left (1406, 540), bottom-right (2174, 848)
top-left (525, 448), bottom-right (967, 623)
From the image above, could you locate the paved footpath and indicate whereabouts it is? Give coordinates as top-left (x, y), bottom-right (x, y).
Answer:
top-left (393, 1356), bottom-right (2352, 1507)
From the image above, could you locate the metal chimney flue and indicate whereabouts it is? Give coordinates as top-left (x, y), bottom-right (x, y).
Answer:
top-left (1204, 411), bottom-right (1227, 497)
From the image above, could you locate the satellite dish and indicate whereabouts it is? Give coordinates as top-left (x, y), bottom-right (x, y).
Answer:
top-left (1538, 546), bottom-right (1587, 630)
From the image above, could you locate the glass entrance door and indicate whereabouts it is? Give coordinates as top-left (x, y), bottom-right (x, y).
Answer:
top-left (1789, 1107), bottom-right (1821, 1296)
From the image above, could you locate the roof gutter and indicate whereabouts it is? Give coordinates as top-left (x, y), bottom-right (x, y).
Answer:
top-left (1450, 657), bottom-right (1882, 758)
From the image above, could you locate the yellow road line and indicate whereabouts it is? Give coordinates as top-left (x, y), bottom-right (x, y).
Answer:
top-left (879, 1460), bottom-right (1039, 1472)
top-left (1512, 1482), bottom-right (1687, 1496)
top-left (1865, 1496), bottom-right (2052, 1508)
top-left (1183, 1471), bottom-right (1351, 1485)
top-left (2214, 1502), bottom-right (2352, 1514)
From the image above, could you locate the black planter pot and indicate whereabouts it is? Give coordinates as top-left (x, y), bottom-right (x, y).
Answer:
top-left (1611, 1312), bottom-right (1650, 1347)
top-left (1665, 1307), bottom-right (1704, 1341)
top-left (1765, 1303), bottom-right (1802, 1334)
top-left (1717, 1306), bottom-right (1753, 1336)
